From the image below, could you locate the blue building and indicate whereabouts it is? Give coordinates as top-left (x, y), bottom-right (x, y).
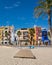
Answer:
top-left (42, 29), bottom-right (50, 45)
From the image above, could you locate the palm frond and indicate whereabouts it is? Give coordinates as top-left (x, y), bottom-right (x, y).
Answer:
top-left (29, 28), bottom-right (35, 36)
top-left (46, 0), bottom-right (52, 4)
top-left (50, 3), bottom-right (52, 6)
top-left (34, 0), bottom-right (52, 20)
top-left (34, 6), bottom-right (45, 12)
top-left (39, 1), bottom-right (46, 6)
top-left (17, 31), bottom-right (21, 37)
top-left (35, 11), bottom-right (43, 18)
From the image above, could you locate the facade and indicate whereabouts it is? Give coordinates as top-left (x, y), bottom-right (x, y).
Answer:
top-left (42, 29), bottom-right (50, 45)
top-left (0, 27), bottom-right (4, 44)
top-left (0, 25), bottom-right (50, 46)
top-left (16, 28), bottom-right (30, 46)
top-left (0, 26), bottom-right (15, 45)
top-left (16, 27), bottom-right (42, 46)
top-left (33, 26), bottom-right (42, 45)
top-left (9, 26), bottom-right (15, 44)
top-left (47, 30), bottom-right (51, 40)
top-left (3, 26), bottom-right (9, 45)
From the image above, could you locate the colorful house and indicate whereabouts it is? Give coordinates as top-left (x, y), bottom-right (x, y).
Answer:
top-left (33, 26), bottom-right (42, 45)
top-left (0, 27), bottom-right (4, 44)
top-left (0, 26), bottom-right (15, 45)
top-left (42, 29), bottom-right (50, 45)
top-left (16, 28), bottom-right (30, 46)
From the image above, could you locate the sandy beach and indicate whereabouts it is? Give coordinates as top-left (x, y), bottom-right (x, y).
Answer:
top-left (0, 46), bottom-right (52, 65)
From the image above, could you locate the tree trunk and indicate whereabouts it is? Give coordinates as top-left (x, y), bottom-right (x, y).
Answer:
top-left (50, 29), bottom-right (52, 45)
top-left (31, 36), bottom-right (33, 45)
top-left (48, 10), bottom-right (52, 44)
top-left (18, 37), bottom-right (21, 47)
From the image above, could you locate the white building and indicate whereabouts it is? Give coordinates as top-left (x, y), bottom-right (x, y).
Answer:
top-left (3, 26), bottom-right (15, 45)
top-left (16, 28), bottom-right (30, 46)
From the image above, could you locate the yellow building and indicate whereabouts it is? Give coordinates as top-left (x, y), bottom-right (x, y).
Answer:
top-left (0, 27), bottom-right (4, 44)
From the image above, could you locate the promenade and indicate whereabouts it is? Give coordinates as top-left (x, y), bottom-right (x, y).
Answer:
top-left (0, 46), bottom-right (52, 65)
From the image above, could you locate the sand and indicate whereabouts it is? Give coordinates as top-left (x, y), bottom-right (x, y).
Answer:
top-left (0, 46), bottom-right (52, 65)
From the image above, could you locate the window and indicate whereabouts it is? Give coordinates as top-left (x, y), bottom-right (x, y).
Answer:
top-left (2, 42), bottom-right (3, 44)
top-left (5, 31), bottom-right (8, 34)
top-left (23, 32), bottom-right (28, 36)
top-left (5, 42), bottom-right (7, 44)
top-left (5, 28), bottom-right (8, 29)
top-left (42, 31), bottom-right (47, 36)
top-left (5, 31), bottom-right (8, 37)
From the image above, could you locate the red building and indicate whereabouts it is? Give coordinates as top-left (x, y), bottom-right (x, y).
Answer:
top-left (34, 26), bottom-right (42, 45)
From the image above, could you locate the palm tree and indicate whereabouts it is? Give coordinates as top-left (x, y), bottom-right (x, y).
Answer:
top-left (17, 31), bottom-right (21, 46)
top-left (48, 30), bottom-right (51, 40)
top-left (5, 31), bottom-right (12, 45)
top-left (34, 0), bottom-right (52, 44)
top-left (8, 31), bottom-right (12, 45)
top-left (29, 28), bottom-right (35, 45)
top-left (5, 31), bottom-right (8, 37)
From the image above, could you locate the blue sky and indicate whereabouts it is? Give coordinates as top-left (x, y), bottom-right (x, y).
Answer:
top-left (0, 0), bottom-right (49, 30)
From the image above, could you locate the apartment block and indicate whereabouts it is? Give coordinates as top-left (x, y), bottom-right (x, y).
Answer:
top-left (0, 27), bottom-right (4, 44)
top-left (0, 26), bottom-right (15, 45)
top-left (16, 28), bottom-right (30, 46)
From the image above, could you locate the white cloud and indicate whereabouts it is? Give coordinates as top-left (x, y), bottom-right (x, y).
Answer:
top-left (13, 1), bottom-right (21, 7)
top-left (14, 4), bottom-right (19, 7)
top-left (4, 1), bottom-right (21, 9)
top-left (4, 6), bottom-right (13, 9)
